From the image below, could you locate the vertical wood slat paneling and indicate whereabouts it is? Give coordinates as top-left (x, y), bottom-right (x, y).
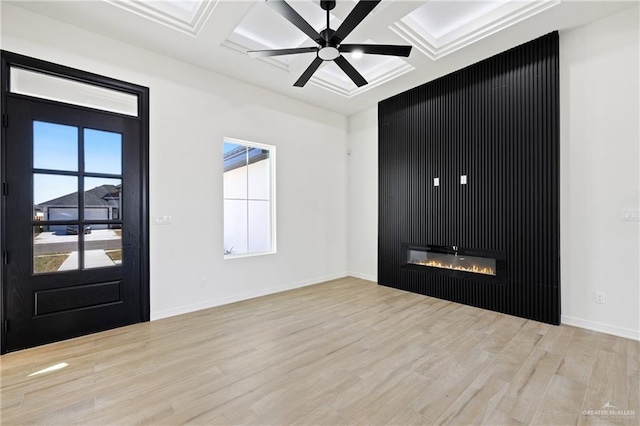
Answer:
top-left (378, 32), bottom-right (560, 325)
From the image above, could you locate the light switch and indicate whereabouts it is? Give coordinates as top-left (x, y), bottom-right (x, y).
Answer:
top-left (153, 215), bottom-right (172, 225)
top-left (434, 177), bottom-right (440, 187)
top-left (622, 210), bottom-right (640, 221)
top-left (460, 175), bottom-right (467, 185)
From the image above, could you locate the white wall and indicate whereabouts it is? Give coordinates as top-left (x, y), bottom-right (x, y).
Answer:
top-left (559, 6), bottom-right (640, 340)
top-left (1, 4), bottom-right (348, 319)
top-left (347, 107), bottom-right (378, 282)
top-left (347, 7), bottom-right (640, 340)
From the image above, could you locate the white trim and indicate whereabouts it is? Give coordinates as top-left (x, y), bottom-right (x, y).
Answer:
top-left (561, 315), bottom-right (640, 341)
top-left (309, 62), bottom-right (415, 99)
top-left (221, 40), bottom-right (289, 72)
top-left (105, 0), bottom-right (219, 37)
top-left (224, 137), bottom-right (274, 153)
top-left (390, 0), bottom-right (559, 61)
top-left (151, 273), bottom-right (348, 321)
top-left (348, 272), bottom-right (377, 283)
top-left (224, 251), bottom-right (276, 260)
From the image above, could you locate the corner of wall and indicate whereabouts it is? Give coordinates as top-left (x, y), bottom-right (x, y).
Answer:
top-left (347, 107), bottom-right (379, 282)
top-left (559, 5), bottom-right (640, 340)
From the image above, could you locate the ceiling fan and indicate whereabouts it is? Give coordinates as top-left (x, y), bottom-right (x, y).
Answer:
top-left (247, 0), bottom-right (412, 87)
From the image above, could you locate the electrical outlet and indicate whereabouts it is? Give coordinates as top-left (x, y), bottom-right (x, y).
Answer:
top-left (200, 278), bottom-right (206, 288)
top-left (460, 175), bottom-right (467, 185)
top-left (594, 292), bottom-right (605, 304)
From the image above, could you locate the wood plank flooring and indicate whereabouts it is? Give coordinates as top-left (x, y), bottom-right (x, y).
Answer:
top-left (1, 277), bottom-right (638, 425)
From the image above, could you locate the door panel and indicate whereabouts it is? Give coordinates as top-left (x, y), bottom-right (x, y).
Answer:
top-left (3, 95), bottom-right (142, 351)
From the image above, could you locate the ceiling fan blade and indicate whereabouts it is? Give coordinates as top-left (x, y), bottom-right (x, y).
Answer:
top-left (294, 57), bottom-right (323, 87)
top-left (267, 0), bottom-right (323, 43)
top-left (334, 55), bottom-right (367, 87)
top-left (339, 44), bottom-right (412, 57)
top-left (248, 47), bottom-right (318, 58)
top-left (330, 0), bottom-right (381, 44)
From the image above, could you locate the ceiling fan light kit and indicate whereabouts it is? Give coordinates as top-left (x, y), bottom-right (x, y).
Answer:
top-left (318, 46), bottom-right (340, 61)
top-left (247, 0), bottom-right (412, 88)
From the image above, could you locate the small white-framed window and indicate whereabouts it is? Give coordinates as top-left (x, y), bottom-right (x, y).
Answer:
top-left (223, 138), bottom-right (276, 258)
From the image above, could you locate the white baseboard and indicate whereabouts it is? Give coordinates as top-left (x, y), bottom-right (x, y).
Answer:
top-left (348, 272), bottom-right (377, 283)
top-left (561, 315), bottom-right (640, 341)
top-left (151, 272), bottom-right (349, 321)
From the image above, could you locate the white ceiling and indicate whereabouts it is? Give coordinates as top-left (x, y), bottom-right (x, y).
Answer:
top-left (7, 0), bottom-right (637, 116)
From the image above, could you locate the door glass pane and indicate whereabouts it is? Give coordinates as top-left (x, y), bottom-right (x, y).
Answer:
top-left (84, 129), bottom-right (122, 174)
top-left (33, 121), bottom-right (78, 171)
top-left (34, 174), bottom-right (78, 220)
top-left (84, 224), bottom-right (122, 269)
top-left (11, 67), bottom-right (138, 117)
top-left (84, 177), bottom-right (122, 217)
top-left (34, 226), bottom-right (77, 274)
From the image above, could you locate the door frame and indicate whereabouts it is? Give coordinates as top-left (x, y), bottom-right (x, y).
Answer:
top-left (0, 50), bottom-right (150, 354)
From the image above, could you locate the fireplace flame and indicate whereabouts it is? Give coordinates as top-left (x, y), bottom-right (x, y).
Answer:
top-left (411, 260), bottom-right (495, 276)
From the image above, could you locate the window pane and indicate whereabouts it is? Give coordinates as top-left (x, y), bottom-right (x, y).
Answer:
top-left (248, 154), bottom-right (270, 200)
top-left (34, 174), bottom-right (78, 221)
top-left (84, 177), bottom-right (122, 219)
top-left (85, 224), bottom-right (122, 269)
top-left (33, 121), bottom-right (78, 171)
top-left (223, 144), bottom-right (248, 199)
top-left (84, 129), bottom-right (122, 174)
top-left (248, 200), bottom-right (270, 253)
top-left (223, 139), bottom-right (275, 257)
top-left (11, 67), bottom-right (138, 117)
top-left (34, 226), bottom-right (77, 273)
top-left (224, 199), bottom-right (248, 255)
top-left (223, 143), bottom-right (247, 170)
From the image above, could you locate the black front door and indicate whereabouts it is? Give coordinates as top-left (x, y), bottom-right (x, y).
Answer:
top-left (2, 92), bottom-right (146, 352)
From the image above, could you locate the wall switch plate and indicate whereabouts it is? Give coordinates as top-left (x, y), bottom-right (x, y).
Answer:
top-left (153, 215), bottom-right (172, 225)
top-left (594, 291), bottom-right (605, 304)
top-left (621, 209), bottom-right (640, 221)
top-left (460, 175), bottom-right (467, 185)
top-left (434, 177), bottom-right (440, 187)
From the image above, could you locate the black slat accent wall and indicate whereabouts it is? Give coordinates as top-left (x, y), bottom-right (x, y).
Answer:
top-left (378, 32), bottom-right (560, 325)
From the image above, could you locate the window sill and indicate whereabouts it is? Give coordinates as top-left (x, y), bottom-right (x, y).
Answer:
top-left (224, 251), bottom-right (276, 260)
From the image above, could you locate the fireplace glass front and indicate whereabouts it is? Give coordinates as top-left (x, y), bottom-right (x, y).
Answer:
top-left (407, 247), bottom-right (496, 276)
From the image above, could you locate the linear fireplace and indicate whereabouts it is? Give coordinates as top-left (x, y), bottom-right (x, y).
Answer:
top-left (403, 244), bottom-right (506, 280)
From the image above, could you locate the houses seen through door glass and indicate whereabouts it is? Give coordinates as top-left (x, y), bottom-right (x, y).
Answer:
top-left (32, 120), bottom-right (124, 273)
top-left (33, 174), bottom-right (78, 221)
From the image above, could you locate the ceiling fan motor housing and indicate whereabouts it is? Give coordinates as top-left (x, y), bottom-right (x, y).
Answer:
top-left (320, 1), bottom-right (336, 11)
top-left (319, 28), bottom-right (336, 45)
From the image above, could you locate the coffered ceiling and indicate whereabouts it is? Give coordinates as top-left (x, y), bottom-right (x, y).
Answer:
top-left (4, 0), bottom-right (636, 116)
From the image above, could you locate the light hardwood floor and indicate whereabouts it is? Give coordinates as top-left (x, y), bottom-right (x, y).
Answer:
top-left (1, 277), bottom-right (638, 425)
